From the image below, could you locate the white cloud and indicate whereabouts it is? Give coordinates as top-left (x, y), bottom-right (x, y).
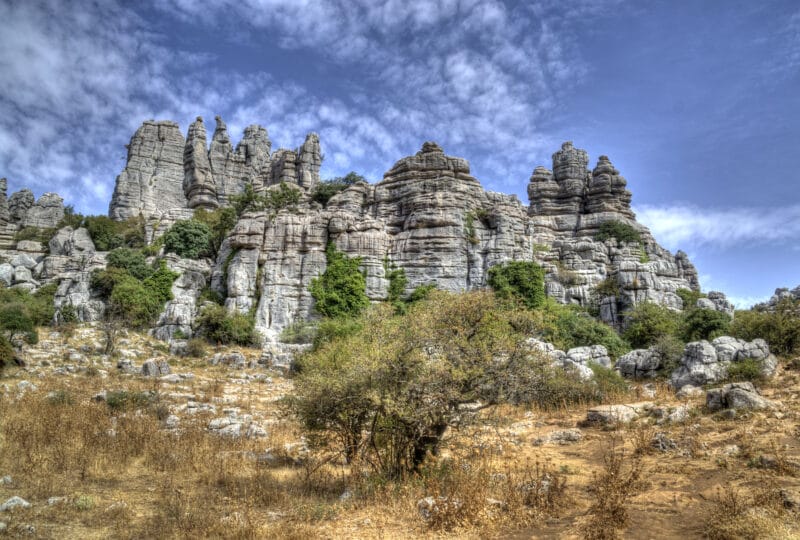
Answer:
top-left (634, 203), bottom-right (800, 251)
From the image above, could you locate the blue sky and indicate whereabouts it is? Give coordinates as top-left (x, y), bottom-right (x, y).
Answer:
top-left (0, 0), bottom-right (797, 306)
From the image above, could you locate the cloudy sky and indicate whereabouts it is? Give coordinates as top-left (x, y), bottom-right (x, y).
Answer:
top-left (0, 0), bottom-right (797, 306)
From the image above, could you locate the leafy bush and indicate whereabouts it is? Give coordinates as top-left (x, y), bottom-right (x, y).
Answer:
top-left (676, 288), bottom-right (705, 310)
top-left (488, 260), bottom-right (546, 309)
top-left (680, 308), bottom-right (731, 342)
top-left (185, 338), bottom-right (207, 358)
top-left (106, 247), bottom-right (153, 280)
top-left (311, 317), bottom-right (364, 350)
top-left (595, 220), bottom-right (642, 245)
top-left (193, 207), bottom-right (237, 257)
top-left (289, 291), bottom-right (628, 477)
top-left (726, 359), bottom-right (765, 383)
top-left (0, 285), bottom-right (58, 345)
top-left (0, 334), bottom-right (15, 372)
top-left (594, 277), bottom-right (621, 298)
top-left (58, 205), bottom-right (85, 229)
top-left (729, 299), bottom-right (800, 356)
top-left (279, 321), bottom-right (317, 344)
top-left (163, 219), bottom-right (212, 259)
top-left (195, 304), bottom-right (260, 346)
top-left (108, 275), bottom-right (165, 328)
top-left (309, 243), bottom-right (369, 318)
top-left (588, 362), bottom-right (630, 396)
top-left (84, 215), bottom-right (145, 251)
top-left (231, 182), bottom-right (302, 215)
top-left (311, 172), bottom-right (365, 206)
top-left (15, 226), bottom-right (55, 244)
top-left (536, 301), bottom-right (629, 359)
top-left (90, 267), bottom-right (131, 298)
top-left (622, 302), bottom-right (681, 349)
top-left (651, 334), bottom-right (685, 375)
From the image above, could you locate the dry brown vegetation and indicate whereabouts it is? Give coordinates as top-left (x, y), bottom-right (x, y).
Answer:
top-left (1, 326), bottom-right (800, 538)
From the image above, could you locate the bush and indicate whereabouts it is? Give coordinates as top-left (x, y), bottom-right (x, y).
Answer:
top-left (193, 207), bottom-right (237, 257)
top-left (279, 321), bottom-right (317, 345)
top-left (488, 260), bottom-right (546, 309)
top-left (106, 248), bottom-right (153, 280)
top-left (680, 308), bottom-right (731, 342)
top-left (163, 220), bottom-right (212, 259)
top-left (726, 359), bottom-right (765, 383)
top-left (311, 317), bottom-right (363, 350)
top-left (676, 288), bottom-right (705, 310)
top-left (90, 267), bottom-right (131, 298)
top-left (595, 220), bottom-right (642, 245)
top-left (58, 205), bottom-right (85, 229)
top-left (15, 226), bottom-right (55, 244)
top-left (185, 338), bottom-right (207, 358)
top-left (729, 299), bottom-right (800, 356)
top-left (84, 215), bottom-right (145, 251)
top-left (537, 301), bottom-right (629, 359)
top-left (232, 182), bottom-right (302, 215)
top-left (289, 291), bottom-right (627, 477)
top-left (651, 334), bottom-right (685, 375)
top-left (109, 275), bottom-right (165, 328)
top-left (309, 243), bottom-right (369, 319)
top-left (622, 302), bottom-right (681, 349)
top-left (311, 172), bottom-right (365, 206)
top-left (0, 334), bottom-right (16, 372)
top-left (195, 304), bottom-right (260, 346)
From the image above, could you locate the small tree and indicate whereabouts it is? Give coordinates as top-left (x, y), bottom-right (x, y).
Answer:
top-left (309, 243), bottom-right (369, 318)
top-left (680, 308), bottom-right (731, 342)
top-left (487, 260), bottom-right (546, 309)
top-left (106, 247), bottom-right (153, 280)
top-left (312, 172), bottom-right (365, 206)
top-left (595, 221), bottom-right (642, 245)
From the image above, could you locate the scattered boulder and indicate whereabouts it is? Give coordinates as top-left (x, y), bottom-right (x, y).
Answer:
top-left (705, 382), bottom-right (776, 412)
top-left (211, 351), bottom-right (246, 369)
top-left (585, 402), bottom-right (652, 425)
top-left (141, 359), bottom-right (170, 377)
top-left (617, 348), bottom-right (661, 379)
top-left (533, 428), bottom-right (583, 446)
top-left (0, 496), bottom-right (31, 511)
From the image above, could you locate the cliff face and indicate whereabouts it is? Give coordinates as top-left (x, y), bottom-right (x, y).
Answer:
top-left (103, 119), bottom-right (701, 342)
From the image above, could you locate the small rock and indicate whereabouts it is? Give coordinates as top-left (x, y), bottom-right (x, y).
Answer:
top-left (706, 382), bottom-right (775, 412)
top-left (47, 496), bottom-right (67, 506)
top-left (585, 403), bottom-right (646, 425)
top-left (676, 384), bottom-right (703, 399)
top-left (91, 391), bottom-right (107, 402)
top-left (0, 476), bottom-right (11, 485)
top-left (533, 429), bottom-right (583, 446)
top-left (0, 496), bottom-right (31, 511)
top-left (141, 359), bottom-right (170, 377)
top-left (16, 381), bottom-right (37, 393)
top-left (164, 415), bottom-right (180, 429)
top-left (417, 496), bottom-right (462, 521)
top-left (651, 432), bottom-right (678, 452)
top-left (0, 522), bottom-right (6, 532)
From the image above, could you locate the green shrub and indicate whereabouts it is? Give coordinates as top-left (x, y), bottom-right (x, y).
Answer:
top-left (195, 304), bottom-right (260, 346)
top-left (280, 321), bottom-right (318, 344)
top-left (680, 308), bottom-right (731, 342)
top-left (729, 299), bottom-right (800, 356)
top-left (594, 277), bottom-right (621, 298)
top-left (0, 334), bottom-right (15, 372)
top-left (232, 182), bottom-right (302, 215)
top-left (487, 260), bottom-right (546, 310)
top-left (163, 219), bottom-right (212, 259)
top-left (407, 284), bottom-right (436, 304)
top-left (142, 261), bottom-right (180, 306)
top-left (106, 248), bottom-right (153, 280)
top-left (108, 275), bottom-right (164, 328)
top-left (310, 243), bottom-right (369, 318)
top-left (193, 207), bottom-right (237, 257)
top-left (311, 317), bottom-right (364, 350)
top-left (676, 288), bottom-right (705, 310)
top-left (588, 362), bottom-right (630, 396)
top-left (311, 172), bottom-right (365, 206)
top-left (622, 302), bottom-right (681, 349)
top-left (106, 390), bottom-right (155, 411)
top-left (538, 301), bottom-right (629, 359)
top-left (726, 359), bottom-right (765, 383)
top-left (595, 221), bottom-right (642, 245)
top-left (57, 205), bottom-right (85, 229)
top-left (90, 267), bottom-right (131, 298)
top-left (84, 215), bottom-right (145, 251)
top-left (198, 287), bottom-right (225, 305)
top-left (15, 226), bottom-right (55, 244)
top-left (652, 334), bottom-right (685, 375)
top-left (185, 338), bottom-right (207, 358)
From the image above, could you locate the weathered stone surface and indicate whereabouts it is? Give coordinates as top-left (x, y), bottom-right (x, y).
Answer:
top-left (670, 337), bottom-right (778, 390)
top-left (706, 382), bottom-right (775, 412)
top-left (617, 348), bottom-right (661, 379)
top-left (8, 189), bottom-right (34, 222)
top-left (141, 359), bottom-right (170, 377)
top-left (0, 178), bottom-right (10, 224)
top-left (21, 192), bottom-right (64, 228)
top-left (108, 120), bottom-right (187, 220)
top-left (585, 403), bottom-right (652, 425)
top-left (152, 255), bottom-right (212, 341)
top-left (184, 117), bottom-right (218, 210)
top-left (48, 227), bottom-right (95, 256)
top-left (755, 285), bottom-right (800, 311)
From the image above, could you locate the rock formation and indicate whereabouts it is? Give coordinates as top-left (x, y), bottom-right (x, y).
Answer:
top-left (108, 120), bottom-right (187, 221)
top-left (183, 117), bottom-right (219, 210)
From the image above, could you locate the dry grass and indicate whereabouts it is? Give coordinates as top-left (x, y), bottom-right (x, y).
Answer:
top-left (3, 327), bottom-right (800, 538)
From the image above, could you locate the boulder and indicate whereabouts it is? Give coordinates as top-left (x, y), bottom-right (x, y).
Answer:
top-left (141, 359), bottom-right (170, 377)
top-left (617, 348), bottom-right (661, 378)
top-left (706, 382), bottom-right (776, 412)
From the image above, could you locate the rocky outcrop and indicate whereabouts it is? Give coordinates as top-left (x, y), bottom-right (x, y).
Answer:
top-left (109, 120), bottom-right (187, 221)
top-left (698, 291), bottom-right (735, 317)
top-left (756, 285), bottom-right (800, 311)
top-left (183, 117), bottom-right (219, 210)
top-left (527, 142), bottom-right (699, 328)
top-left (670, 337), bottom-right (778, 390)
top-left (0, 178), bottom-right (10, 224)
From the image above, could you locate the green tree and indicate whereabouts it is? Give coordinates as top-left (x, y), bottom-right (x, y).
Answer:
top-left (309, 243), bottom-right (369, 318)
top-left (311, 172), bottom-right (365, 206)
top-left (106, 247), bottom-right (153, 280)
top-left (729, 298), bottom-right (800, 356)
top-left (487, 260), bottom-right (546, 309)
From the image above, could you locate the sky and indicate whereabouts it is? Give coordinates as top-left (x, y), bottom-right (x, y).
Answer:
top-left (0, 0), bottom-right (797, 307)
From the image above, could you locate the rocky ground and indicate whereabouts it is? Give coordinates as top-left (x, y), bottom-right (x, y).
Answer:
top-left (1, 326), bottom-right (800, 538)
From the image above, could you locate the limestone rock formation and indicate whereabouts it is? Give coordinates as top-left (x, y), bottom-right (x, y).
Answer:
top-left (670, 337), bottom-right (778, 389)
top-left (184, 117), bottom-right (219, 210)
top-left (21, 192), bottom-right (64, 229)
top-left (755, 285), bottom-right (800, 311)
top-left (0, 178), bottom-right (10, 224)
top-left (109, 120), bottom-right (187, 221)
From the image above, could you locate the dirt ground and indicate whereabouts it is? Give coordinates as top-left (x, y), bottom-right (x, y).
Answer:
top-left (1, 325), bottom-right (799, 539)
